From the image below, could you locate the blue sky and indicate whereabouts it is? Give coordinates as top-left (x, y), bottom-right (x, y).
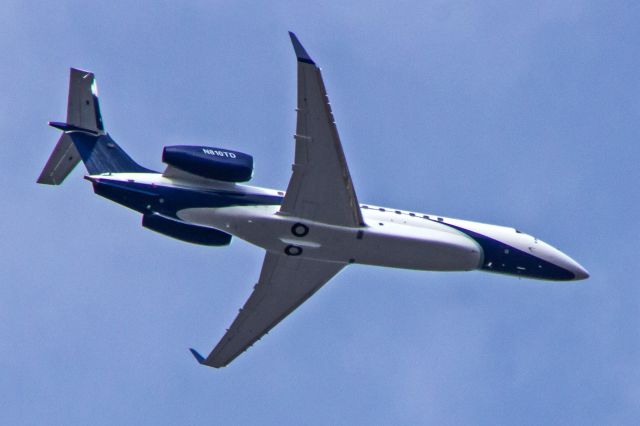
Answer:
top-left (2, 1), bottom-right (639, 424)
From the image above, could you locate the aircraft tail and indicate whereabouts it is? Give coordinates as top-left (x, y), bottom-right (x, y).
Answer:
top-left (37, 68), bottom-right (151, 184)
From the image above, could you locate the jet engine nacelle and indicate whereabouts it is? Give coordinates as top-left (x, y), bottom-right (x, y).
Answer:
top-left (162, 145), bottom-right (253, 182)
top-left (142, 213), bottom-right (232, 246)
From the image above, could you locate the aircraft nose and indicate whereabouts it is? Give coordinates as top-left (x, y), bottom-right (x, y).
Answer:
top-left (532, 239), bottom-right (589, 281)
top-left (571, 263), bottom-right (590, 280)
top-left (557, 253), bottom-right (590, 281)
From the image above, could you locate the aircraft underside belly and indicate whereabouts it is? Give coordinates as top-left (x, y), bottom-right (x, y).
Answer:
top-left (177, 206), bottom-right (482, 272)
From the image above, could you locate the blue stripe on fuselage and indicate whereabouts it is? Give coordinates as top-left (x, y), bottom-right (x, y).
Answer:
top-left (429, 219), bottom-right (575, 281)
top-left (87, 176), bottom-right (574, 280)
top-left (86, 177), bottom-right (283, 219)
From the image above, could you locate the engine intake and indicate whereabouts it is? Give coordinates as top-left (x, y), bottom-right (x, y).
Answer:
top-left (162, 145), bottom-right (253, 182)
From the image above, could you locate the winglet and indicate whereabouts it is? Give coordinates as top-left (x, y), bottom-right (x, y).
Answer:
top-left (189, 348), bottom-right (206, 365)
top-left (288, 32), bottom-right (315, 65)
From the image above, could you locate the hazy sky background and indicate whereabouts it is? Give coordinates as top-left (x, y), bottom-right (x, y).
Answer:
top-left (2, 1), bottom-right (639, 424)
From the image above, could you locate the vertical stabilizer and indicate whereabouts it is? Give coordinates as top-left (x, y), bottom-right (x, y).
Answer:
top-left (37, 68), bottom-right (106, 185)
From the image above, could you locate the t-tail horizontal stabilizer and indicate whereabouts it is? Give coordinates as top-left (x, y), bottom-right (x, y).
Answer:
top-left (49, 121), bottom-right (100, 135)
top-left (38, 68), bottom-right (105, 185)
top-left (39, 68), bottom-right (154, 181)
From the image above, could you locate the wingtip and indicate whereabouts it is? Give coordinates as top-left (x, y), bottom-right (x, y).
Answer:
top-left (288, 31), bottom-right (315, 65)
top-left (189, 348), bottom-right (206, 365)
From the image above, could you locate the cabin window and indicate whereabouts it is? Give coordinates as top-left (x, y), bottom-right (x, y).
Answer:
top-left (379, 208), bottom-right (385, 212)
top-left (437, 217), bottom-right (443, 222)
top-left (409, 213), bottom-right (416, 217)
top-left (395, 210), bottom-right (401, 214)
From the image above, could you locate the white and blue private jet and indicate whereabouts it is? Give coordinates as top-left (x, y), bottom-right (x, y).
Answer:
top-left (38, 33), bottom-right (589, 368)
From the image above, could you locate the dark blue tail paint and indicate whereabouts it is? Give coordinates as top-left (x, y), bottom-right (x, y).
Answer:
top-left (189, 348), bottom-right (206, 364)
top-left (49, 121), bottom-right (155, 175)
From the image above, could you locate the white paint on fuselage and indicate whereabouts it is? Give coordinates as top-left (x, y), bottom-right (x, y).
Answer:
top-left (90, 173), bottom-right (586, 278)
top-left (178, 205), bottom-right (482, 272)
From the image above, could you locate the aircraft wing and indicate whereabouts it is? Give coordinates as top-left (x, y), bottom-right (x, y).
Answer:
top-left (279, 32), bottom-right (364, 227)
top-left (191, 251), bottom-right (346, 368)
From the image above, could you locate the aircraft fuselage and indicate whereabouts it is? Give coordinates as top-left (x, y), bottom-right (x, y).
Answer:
top-left (87, 172), bottom-right (588, 281)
